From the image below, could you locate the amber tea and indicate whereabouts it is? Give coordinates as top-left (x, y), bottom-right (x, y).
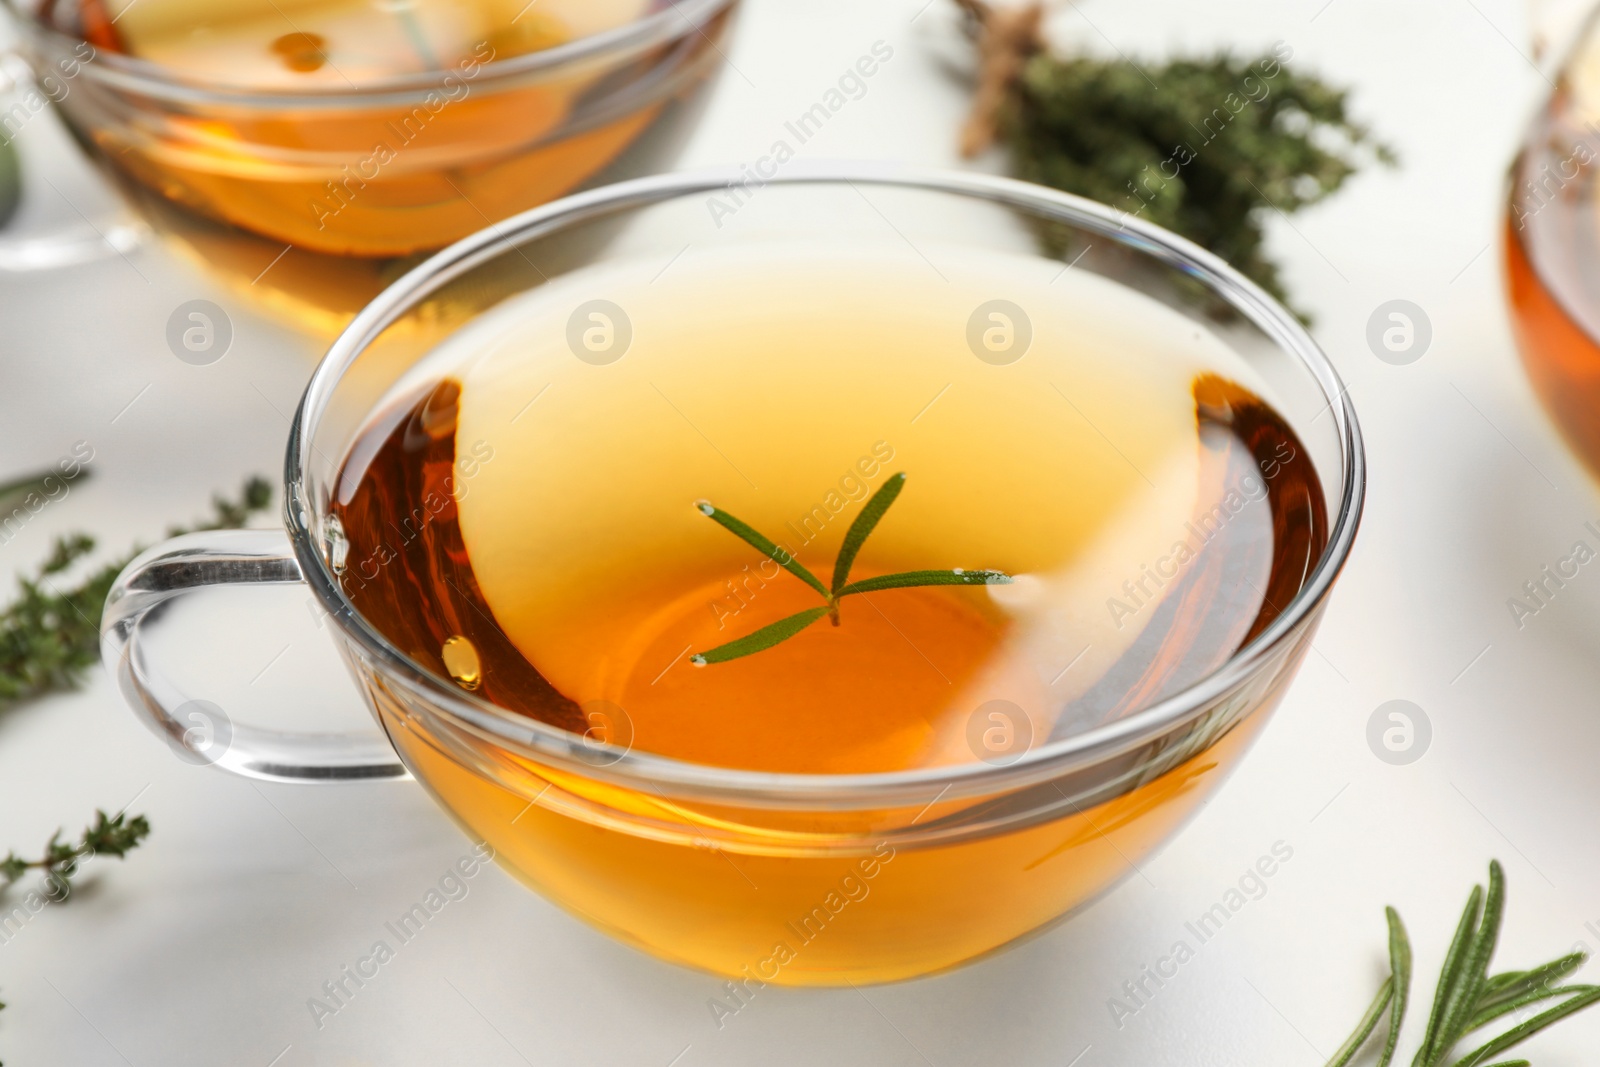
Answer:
top-left (325, 240), bottom-right (1328, 980)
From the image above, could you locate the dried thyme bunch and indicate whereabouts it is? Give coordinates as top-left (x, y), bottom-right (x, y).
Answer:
top-left (954, 0), bottom-right (1394, 319)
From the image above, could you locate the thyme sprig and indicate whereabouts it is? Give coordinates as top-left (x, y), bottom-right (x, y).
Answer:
top-left (0, 475), bottom-right (272, 712)
top-left (0, 478), bottom-right (268, 1062)
top-left (1326, 861), bottom-right (1600, 1067)
top-left (1, 809), bottom-right (151, 901)
top-left (690, 472), bottom-right (1011, 665)
top-left (0, 810), bottom-right (151, 1064)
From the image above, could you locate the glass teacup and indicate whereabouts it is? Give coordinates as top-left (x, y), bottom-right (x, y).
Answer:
top-left (1507, 4), bottom-right (1600, 474)
top-left (2, 0), bottom-right (737, 332)
top-left (101, 166), bottom-right (1364, 985)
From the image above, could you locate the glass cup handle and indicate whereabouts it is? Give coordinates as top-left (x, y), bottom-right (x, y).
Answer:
top-left (100, 527), bottom-right (410, 783)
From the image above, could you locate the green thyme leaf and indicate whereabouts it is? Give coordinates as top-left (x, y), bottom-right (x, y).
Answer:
top-left (831, 472), bottom-right (905, 594)
top-left (80, 810), bottom-right (151, 860)
top-left (690, 607), bottom-right (831, 665)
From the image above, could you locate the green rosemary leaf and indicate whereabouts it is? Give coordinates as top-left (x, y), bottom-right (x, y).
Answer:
top-left (694, 475), bottom-right (1011, 664)
top-left (1416, 884), bottom-right (1484, 1066)
top-left (836, 569), bottom-right (1013, 598)
top-left (1480, 971), bottom-right (1524, 995)
top-left (690, 607), bottom-right (831, 665)
top-left (1379, 907), bottom-right (1412, 1067)
top-left (1332, 862), bottom-right (1597, 1067)
top-left (1448, 986), bottom-right (1600, 1067)
top-left (831, 472), bottom-right (905, 594)
top-left (1464, 984), bottom-right (1598, 1035)
top-left (1435, 862), bottom-right (1507, 1059)
top-left (1476, 953), bottom-right (1587, 1013)
top-left (1324, 977), bottom-right (1393, 1067)
top-left (694, 500), bottom-right (831, 602)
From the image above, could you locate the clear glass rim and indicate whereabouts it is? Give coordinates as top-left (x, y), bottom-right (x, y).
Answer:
top-left (4, 0), bottom-right (735, 107)
top-left (286, 162), bottom-right (1366, 807)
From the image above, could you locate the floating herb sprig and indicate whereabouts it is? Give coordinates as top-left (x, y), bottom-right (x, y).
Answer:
top-left (1326, 860), bottom-right (1600, 1067)
top-left (690, 472), bottom-right (1011, 665)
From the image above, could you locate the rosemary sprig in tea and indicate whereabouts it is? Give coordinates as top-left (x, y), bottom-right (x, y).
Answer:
top-left (1325, 860), bottom-right (1600, 1067)
top-left (691, 472), bottom-right (1011, 665)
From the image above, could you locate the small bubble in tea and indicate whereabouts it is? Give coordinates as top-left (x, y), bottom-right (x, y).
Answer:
top-left (441, 634), bottom-right (482, 690)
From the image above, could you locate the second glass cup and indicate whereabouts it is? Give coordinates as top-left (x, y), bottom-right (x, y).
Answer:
top-left (3, 0), bottom-right (738, 331)
top-left (1507, 4), bottom-right (1600, 474)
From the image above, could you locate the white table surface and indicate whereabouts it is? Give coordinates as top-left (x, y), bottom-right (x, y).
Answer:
top-left (2, 1), bottom-right (1595, 1063)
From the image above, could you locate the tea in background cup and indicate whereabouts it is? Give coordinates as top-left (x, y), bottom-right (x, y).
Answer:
top-left (1507, 5), bottom-right (1600, 473)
